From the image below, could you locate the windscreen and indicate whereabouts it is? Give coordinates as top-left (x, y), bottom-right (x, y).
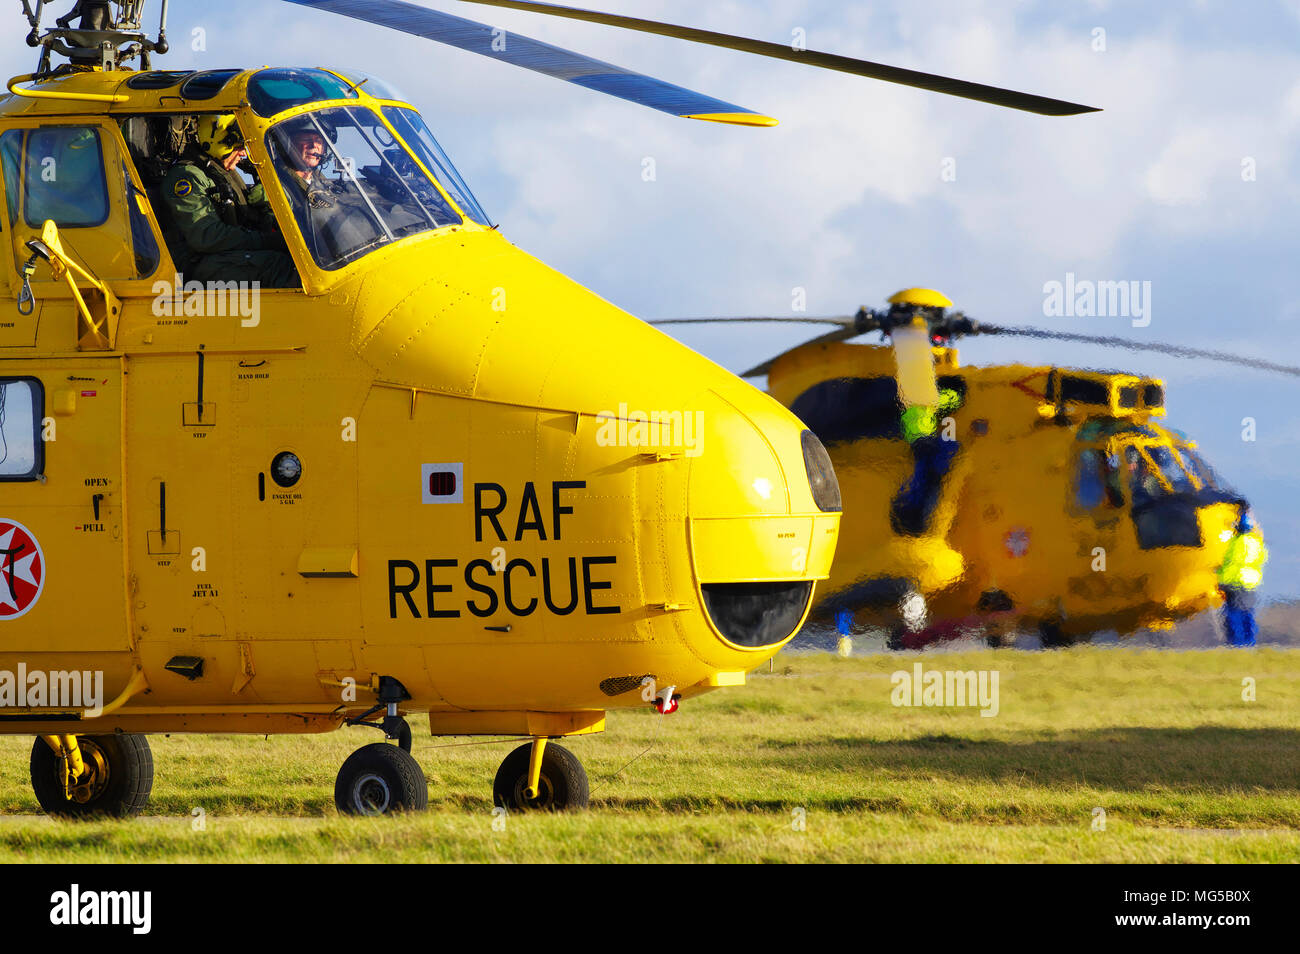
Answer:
top-left (266, 106), bottom-right (462, 270)
top-left (382, 106), bottom-right (491, 226)
top-left (1145, 445), bottom-right (1196, 494)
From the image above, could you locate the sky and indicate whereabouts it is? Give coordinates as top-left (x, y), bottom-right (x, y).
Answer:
top-left (5, 0), bottom-right (1299, 597)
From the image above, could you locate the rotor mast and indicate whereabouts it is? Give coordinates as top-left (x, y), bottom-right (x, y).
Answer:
top-left (21, 0), bottom-right (170, 74)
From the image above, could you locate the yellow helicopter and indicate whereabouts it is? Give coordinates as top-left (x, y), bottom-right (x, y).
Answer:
top-left (0, 0), bottom-right (1097, 819)
top-left (655, 288), bottom-right (1295, 650)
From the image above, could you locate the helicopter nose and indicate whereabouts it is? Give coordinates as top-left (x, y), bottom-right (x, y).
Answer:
top-left (684, 388), bottom-right (840, 654)
top-left (354, 233), bottom-right (841, 678)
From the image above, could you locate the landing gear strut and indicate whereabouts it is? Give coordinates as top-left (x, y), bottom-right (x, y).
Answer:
top-left (343, 675), bottom-right (414, 750)
top-left (335, 676), bottom-right (425, 814)
top-left (493, 739), bottom-right (589, 812)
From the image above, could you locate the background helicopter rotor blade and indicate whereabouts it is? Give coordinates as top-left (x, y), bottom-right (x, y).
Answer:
top-left (740, 325), bottom-right (869, 378)
top-left (281, 0), bottom-right (777, 125)
top-left (648, 315), bottom-right (877, 378)
top-left (974, 325), bottom-right (1300, 378)
top-left (650, 317), bottom-right (854, 327)
top-left (457, 0), bottom-right (1102, 115)
top-left (655, 311), bottom-right (1300, 380)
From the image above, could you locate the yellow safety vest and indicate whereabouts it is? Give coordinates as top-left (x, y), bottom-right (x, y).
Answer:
top-left (1218, 530), bottom-right (1267, 590)
top-left (901, 389), bottom-right (961, 443)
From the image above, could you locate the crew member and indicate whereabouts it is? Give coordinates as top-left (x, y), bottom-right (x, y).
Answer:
top-left (161, 114), bottom-right (297, 288)
top-left (275, 120), bottom-right (357, 260)
top-left (891, 386), bottom-right (963, 536)
top-left (1217, 507), bottom-right (1267, 647)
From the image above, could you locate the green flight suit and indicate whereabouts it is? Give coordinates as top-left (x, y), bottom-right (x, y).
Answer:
top-left (160, 154), bottom-right (298, 289)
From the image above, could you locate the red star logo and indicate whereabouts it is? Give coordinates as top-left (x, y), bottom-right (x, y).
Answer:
top-left (1004, 527), bottom-right (1031, 559)
top-left (0, 521), bottom-right (44, 620)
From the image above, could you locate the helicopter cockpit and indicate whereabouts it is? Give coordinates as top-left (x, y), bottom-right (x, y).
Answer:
top-left (227, 68), bottom-right (491, 271)
top-left (251, 69), bottom-right (490, 271)
top-left (265, 107), bottom-right (458, 270)
top-left (46, 66), bottom-right (495, 291)
top-left (1073, 418), bottom-right (1241, 550)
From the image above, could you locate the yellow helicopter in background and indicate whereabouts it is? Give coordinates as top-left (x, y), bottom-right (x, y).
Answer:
top-left (0, 0), bottom-right (1096, 818)
top-left (655, 288), bottom-right (1295, 649)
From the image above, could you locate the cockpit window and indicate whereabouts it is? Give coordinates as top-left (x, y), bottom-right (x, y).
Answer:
top-left (1074, 449), bottom-right (1108, 510)
top-left (1, 130), bottom-right (19, 226)
top-left (266, 107), bottom-right (462, 270)
top-left (22, 127), bottom-right (109, 228)
top-left (1076, 419), bottom-right (1158, 442)
top-left (1146, 445), bottom-right (1196, 494)
top-left (1073, 448), bottom-right (1124, 510)
top-left (382, 107), bottom-right (491, 226)
top-left (1125, 446), bottom-right (1163, 507)
top-left (334, 71), bottom-right (408, 103)
top-left (249, 68), bottom-right (359, 118)
top-left (1180, 446), bottom-right (1226, 492)
top-left (179, 69), bottom-right (242, 101)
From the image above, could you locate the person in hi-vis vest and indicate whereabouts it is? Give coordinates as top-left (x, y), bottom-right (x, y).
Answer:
top-left (885, 303), bottom-right (964, 536)
top-left (1217, 507), bottom-right (1267, 647)
top-left (892, 389), bottom-right (963, 536)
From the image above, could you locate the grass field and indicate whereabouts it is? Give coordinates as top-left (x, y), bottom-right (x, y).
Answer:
top-left (1, 646), bottom-right (1297, 862)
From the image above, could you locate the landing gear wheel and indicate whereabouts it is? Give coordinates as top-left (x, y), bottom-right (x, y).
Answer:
top-left (30, 734), bottom-right (153, 819)
top-left (1038, 619), bottom-right (1073, 649)
top-left (493, 742), bottom-right (589, 812)
top-left (334, 742), bottom-right (428, 815)
top-left (886, 626), bottom-right (906, 651)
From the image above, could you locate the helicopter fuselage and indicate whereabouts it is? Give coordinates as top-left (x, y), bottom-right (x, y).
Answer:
top-left (0, 67), bottom-right (841, 738)
top-left (768, 340), bottom-right (1243, 643)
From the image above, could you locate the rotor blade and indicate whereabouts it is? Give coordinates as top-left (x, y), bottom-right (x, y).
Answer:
top-left (977, 325), bottom-right (1300, 377)
top-left (650, 317), bottom-right (853, 327)
top-left (741, 325), bottom-right (867, 378)
top-left (282, 0), bottom-right (776, 126)
top-left (458, 0), bottom-right (1101, 116)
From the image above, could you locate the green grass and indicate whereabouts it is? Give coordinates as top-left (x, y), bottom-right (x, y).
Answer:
top-left (2, 646), bottom-right (1298, 862)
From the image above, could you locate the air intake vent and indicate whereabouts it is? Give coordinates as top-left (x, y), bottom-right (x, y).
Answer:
top-left (599, 675), bottom-right (653, 697)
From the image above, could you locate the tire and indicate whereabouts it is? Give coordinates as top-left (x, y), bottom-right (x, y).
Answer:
top-left (1038, 619), bottom-right (1073, 649)
top-left (493, 742), bottom-right (589, 812)
top-left (334, 742), bottom-right (427, 815)
top-left (30, 734), bottom-right (153, 819)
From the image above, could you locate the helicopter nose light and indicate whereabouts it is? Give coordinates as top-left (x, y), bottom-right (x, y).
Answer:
top-left (801, 430), bottom-right (842, 512)
top-left (701, 581), bottom-right (813, 648)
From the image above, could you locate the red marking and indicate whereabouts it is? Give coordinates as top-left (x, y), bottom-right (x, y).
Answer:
top-left (81, 390), bottom-right (97, 398)
top-left (1009, 371), bottom-right (1045, 399)
top-left (0, 520), bottom-right (45, 619)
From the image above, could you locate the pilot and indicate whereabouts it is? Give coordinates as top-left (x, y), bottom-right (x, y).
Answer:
top-left (1217, 507), bottom-right (1268, 647)
top-left (161, 114), bottom-right (298, 288)
top-left (289, 127), bottom-right (327, 184)
top-left (282, 123), bottom-right (337, 205)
